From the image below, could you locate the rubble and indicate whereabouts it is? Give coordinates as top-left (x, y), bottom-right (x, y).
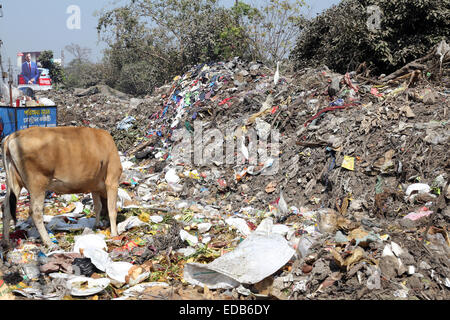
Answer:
top-left (0, 41), bottom-right (449, 300)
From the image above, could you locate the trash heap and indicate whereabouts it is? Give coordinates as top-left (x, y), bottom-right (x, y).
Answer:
top-left (0, 41), bottom-right (449, 300)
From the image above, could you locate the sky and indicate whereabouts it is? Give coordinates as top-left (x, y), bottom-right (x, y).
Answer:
top-left (0, 0), bottom-right (340, 73)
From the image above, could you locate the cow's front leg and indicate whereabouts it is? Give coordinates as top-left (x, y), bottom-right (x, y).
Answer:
top-left (30, 191), bottom-right (53, 247)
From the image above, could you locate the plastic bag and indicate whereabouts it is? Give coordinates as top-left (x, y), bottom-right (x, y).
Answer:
top-left (225, 217), bottom-right (251, 237)
top-left (165, 168), bottom-right (183, 192)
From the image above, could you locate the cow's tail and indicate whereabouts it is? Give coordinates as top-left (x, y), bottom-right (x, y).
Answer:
top-left (2, 137), bottom-right (20, 224)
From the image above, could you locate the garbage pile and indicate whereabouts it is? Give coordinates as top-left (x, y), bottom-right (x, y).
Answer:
top-left (0, 80), bottom-right (56, 107)
top-left (0, 41), bottom-right (449, 300)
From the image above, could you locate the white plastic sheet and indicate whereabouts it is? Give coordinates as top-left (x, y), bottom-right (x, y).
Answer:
top-left (183, 218), bottom-right (295, 289)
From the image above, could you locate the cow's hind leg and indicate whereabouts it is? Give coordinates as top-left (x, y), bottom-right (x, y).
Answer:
top-left (1, 181), bottom-right (21, 249)
top-left (1, 161), bottom-right (23, 250)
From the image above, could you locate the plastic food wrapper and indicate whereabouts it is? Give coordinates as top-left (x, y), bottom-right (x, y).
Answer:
top-left (0, 279), bottom-right (15, 300)
top-left (183, 218), bottom-right (295, 289)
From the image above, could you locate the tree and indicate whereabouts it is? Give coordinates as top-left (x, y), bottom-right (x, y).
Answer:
top-left (65, 43), bottom-right (92, 63)
top-left (96, 0), bottom-right (262, 95)
top-left (95, 0), bottom-right (307, 94)
top-left (217, 1), bottom-right (262, 62)
top-left (244, 0), bottom-right (307, 65)
top-left (291, 0), bottom-right (450, 75)
top-left (97, 4), bottom-right (173, 94)
top-left (38, 50), bottom-right (65, 84)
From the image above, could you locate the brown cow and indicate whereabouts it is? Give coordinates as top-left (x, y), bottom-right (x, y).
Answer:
top-left (1, 126), bottom-right (122, 248)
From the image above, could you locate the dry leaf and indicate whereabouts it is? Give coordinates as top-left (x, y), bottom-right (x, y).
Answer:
top-left (402, 105), bottom-right (416, 118)
top-left (348, 227), bottom-right (369, 242)
top-left (345, 247), bottom-right (365, 270)
top-left (331, 248), bottom-right (345, 268)
top-left (265, 181), bottom-right (277, 193)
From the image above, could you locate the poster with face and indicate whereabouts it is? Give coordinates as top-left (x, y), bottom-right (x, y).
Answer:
top-left (18, 51), bottom-right (52, 88)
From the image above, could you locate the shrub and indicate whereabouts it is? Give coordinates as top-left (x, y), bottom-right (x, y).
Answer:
top-left (291, 0), bottom-right (450, 75)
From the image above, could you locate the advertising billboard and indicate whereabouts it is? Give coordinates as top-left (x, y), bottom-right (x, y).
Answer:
top-left (17, 51), bottom-right (52, 90)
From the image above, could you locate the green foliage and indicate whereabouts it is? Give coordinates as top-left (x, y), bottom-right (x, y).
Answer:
top-left (64, 60), bottom-right (104, 88)
top-left (116, 61), bottom-right (166, 95)
top-left (38, 50), bottom-right (66, 84)
top-left (95, 0), bottom-right (307, 95)
top-left (291, 0), bottom-right (450, 74)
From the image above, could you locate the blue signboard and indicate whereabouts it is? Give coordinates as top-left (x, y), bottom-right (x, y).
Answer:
top-left (0, 106), bottom-right (57, 140)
